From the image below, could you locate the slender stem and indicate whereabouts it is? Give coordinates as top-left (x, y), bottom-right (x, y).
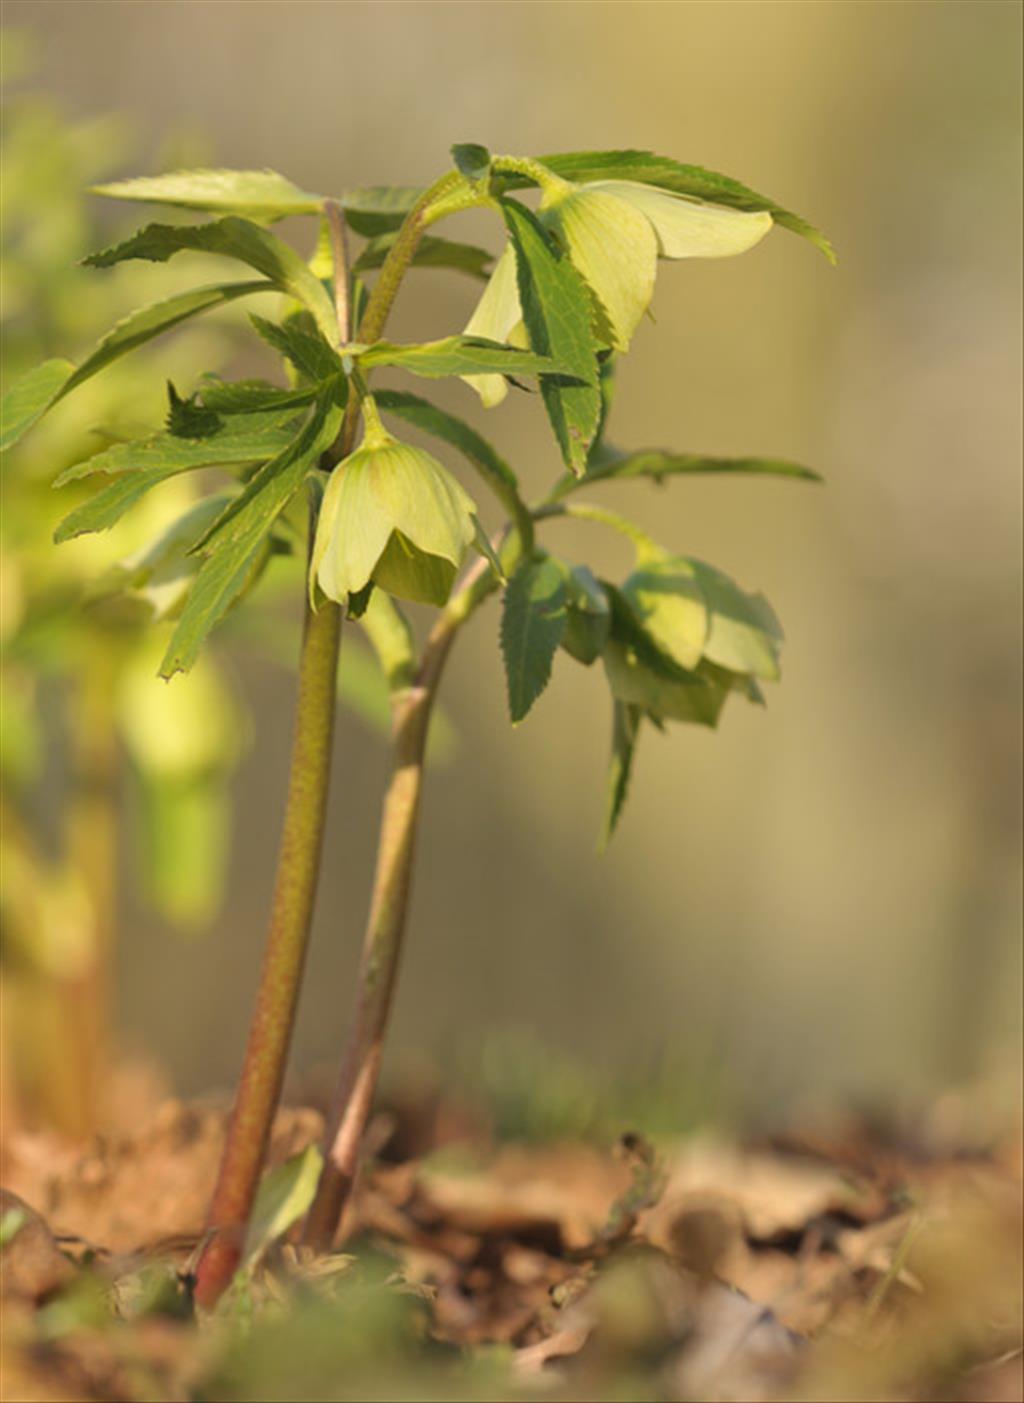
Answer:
top-left (194, 598), bottom-right (341, 1306)
top-left (303, 556), bottom-right (495, 1251)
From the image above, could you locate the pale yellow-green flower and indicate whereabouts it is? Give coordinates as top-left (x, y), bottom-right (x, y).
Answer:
top-left (463, 179), bottom-right (773, 406)
top-left (311, 404), bottom-right (477, 608)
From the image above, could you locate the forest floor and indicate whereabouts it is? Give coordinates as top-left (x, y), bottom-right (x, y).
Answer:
top-left (1, 1073), bottom-right (1021, 1402)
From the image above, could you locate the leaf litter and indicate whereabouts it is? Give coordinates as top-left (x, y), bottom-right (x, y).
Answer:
top-left (1, 1078), bottom-right (1020, 1402)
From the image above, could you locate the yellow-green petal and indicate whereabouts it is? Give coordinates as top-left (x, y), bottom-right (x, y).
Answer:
top-left (585, 181), bottom-right (773, 260)
top-left (462, 242), bottom-right (522, 408)
top-left (542, 188), bottom-right (657, 351)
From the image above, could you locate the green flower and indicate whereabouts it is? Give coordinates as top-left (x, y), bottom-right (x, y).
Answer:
top-left (312, 402), bottom-right (477, 608)
top-left (463, 178), bottom-right (772, 406)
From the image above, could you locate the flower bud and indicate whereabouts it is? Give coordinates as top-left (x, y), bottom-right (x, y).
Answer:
top-left (312, 414), bottom-right (478, 608)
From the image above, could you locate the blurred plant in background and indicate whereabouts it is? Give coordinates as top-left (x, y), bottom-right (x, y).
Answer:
top-left (0, 41), bottom-right (248, 1135)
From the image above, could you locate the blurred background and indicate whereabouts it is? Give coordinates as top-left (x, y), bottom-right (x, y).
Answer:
top-left (3, 0), bottom-right (1021, 1135)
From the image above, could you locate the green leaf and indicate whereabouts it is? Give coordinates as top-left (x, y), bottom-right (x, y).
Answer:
top-left (451, 142), bottom-right (492, 181)
top-left (373, 388), bottom-right (525, 527)
top-left (690, 559), bottom-right (783, 681)
top-left (551, 448), bottom-right (822, 499)
top-left (560, 562), bottom-right (611, 666)
top-left (161, 396), bottom-right (344, 676)
top-left (500, 554), bottom-right (569, 723)
top-left (536, 149), bottom-right (835, 263)
top-left (194, 391), bottom-right (343, 553)
top-left (0, 358), bottom-right (74, 452)
top-left (92, 167), bottom-right (325, 223)
top-left (84, 218), bottom-right (339, 345)
top-left (336, 185), bottom-right (424, 236)
top-left (0, 283), bottom-right (267, 452)
top-left (53, 412), bottom-right (300, 543)
top-left (198, 378), bottom-right (322, 414)
top-left (602, 701), bottom-right (641, 847)
top-left (501, 200), bottom-right (601, 475)
top-left (353, 232), bottom-right (493, 281)
top-left (243, 1145), bottom-right (324, 1267)
top-left (354, 335), bottom-right (570, 380)
top-left (249, 313), bottom-right (344, 383)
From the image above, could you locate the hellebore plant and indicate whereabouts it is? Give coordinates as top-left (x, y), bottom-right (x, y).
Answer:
top-left (2, 142), bottom-right (831, 1306)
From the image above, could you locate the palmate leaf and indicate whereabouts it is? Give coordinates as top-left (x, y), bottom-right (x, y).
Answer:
top-left (353, 232), bottom-right (493, 281)
top-left (52, 412), bottom-right (302, 542)
top-left (92, 168), bottom-right (325, 222)
top-left (500, 200), bottom-right (601, 476)
top-left (353, 335), bottom-right (572, 380)
top-left (500, 553), bottom-right (569, 723)
top-left (536, 149), bottom-right (835, 263)
top-left (549, 448), bottom-right (821, 500)
top-left (198, 378), bottom-right (323, 414)
top-left (161, 392), bottom-right (345, 677)
top-left (0, 282), bottom-right (268, 452)
top-left (602, 701), bottom-right (642, 847)
top-left (84, 218), bottom-right (339, 345)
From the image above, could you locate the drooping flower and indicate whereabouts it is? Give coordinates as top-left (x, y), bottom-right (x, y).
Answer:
top-left (312, 401), bottom-right (477, 608)
top-left (463, 177), bottom-right (773, 405)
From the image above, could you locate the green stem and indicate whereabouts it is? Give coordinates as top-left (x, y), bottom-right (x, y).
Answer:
top-left (194, 595), bottom-right (341, 1306)
top-left (303, 554), bottom-right (497, 1250)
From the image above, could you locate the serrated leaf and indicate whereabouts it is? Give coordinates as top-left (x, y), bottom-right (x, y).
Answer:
top-left (249, 314), bottom-right (344, 383)
top-left (0, 283), bottom-right (267, 452)
top-left (536, 149), bottom-right (835, 263)
top-left (690, 559), bottom-right (783, 681)
top-left (354, 335), bottom-right (570, 380)
top-left (53, 414), bottom-right (300, 542)
top-left (373, 388), bottom-right (524, 523)
top-left (84, 218), bottom-right (339, 344)
top-left (501, 200), bottom-right (601, 475)
top-left (54, 411), bottom-right (300, 487)
top-left (500, 554), bottom-right (569, 723)
top-left (353, 232), bottom-right (493, 281)
top-left (92, 168), bottom-right (325, 222)
top-left (243, 1145), bottom-right (324, 1267)
top-left (451, 142), bottom-right (491, 181)
top-left (551, 448), bottom-right (822, 499)
top-left (198, 378), bottom-right (322, 414)
top-left (336, 185), bottom-right (424, 237)
top-left (194, 391), bottom-right (343, 553)
top-left (0, 358), bottom-right (74, 452)
top-left (161, 396), bottom-right (344, 676)
top-left (602, 701), bottom-right (641, 847)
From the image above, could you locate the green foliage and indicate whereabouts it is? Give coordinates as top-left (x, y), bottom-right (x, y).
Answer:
top-left (551, 447), bottom-right (822, 499)
top-left (500, 553), bottom-right (569, 722)
top-left (15, 141), bottom-right (826, 840)
top-left (92, 167), bottom-right (325, 222)
top-left (84, 219), bottom-right (338, 343)
top-left (242, 1146), bottom-right (324, 1267)
top-left (603, 700), bottom-right (642, 846)
top-left (501, 200), bottom-right (602, 474)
